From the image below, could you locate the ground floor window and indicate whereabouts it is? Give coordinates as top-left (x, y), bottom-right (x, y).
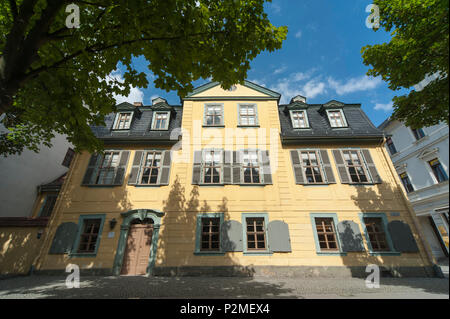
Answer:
top-left (77, 218), bottom-right (102, 254)
top-left (245, 217), bottom-right (267, 250)
top-left (363, 217), bottom-right (389, 251)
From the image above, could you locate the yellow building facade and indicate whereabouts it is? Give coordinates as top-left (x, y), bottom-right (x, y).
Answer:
top-left (34, 81), bottom-right (438, 277)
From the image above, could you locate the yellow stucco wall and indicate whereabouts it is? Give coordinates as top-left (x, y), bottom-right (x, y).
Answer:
top-left (35, 88), bottom-right (432, 274)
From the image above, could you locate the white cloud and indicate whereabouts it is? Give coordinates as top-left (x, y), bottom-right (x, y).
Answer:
top-left (374, 102), bottom-right (393, 112)
top-left (273, 65), bottom-right (287, 75)
top-left (107, 70), bottom-right (144, 104)
top-left (327, 75), bottom-right (382, 95)
top-left (302, 79), bottom-right (326, 98)
top-left (270, 70), bottom-right (326, 103)
top-left (295, 30), bottom-right (302, 39)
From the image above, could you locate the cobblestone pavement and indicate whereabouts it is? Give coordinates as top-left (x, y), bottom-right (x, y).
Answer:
top-left (0, 275), bottom-right (448, 299)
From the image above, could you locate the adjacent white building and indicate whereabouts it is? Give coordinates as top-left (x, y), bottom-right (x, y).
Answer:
top-left (0, 125), bottom-right (73, 218)
top-left (379, 119), bottom-right (449, 261)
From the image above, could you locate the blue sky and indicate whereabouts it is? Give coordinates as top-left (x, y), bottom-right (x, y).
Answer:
top-left (113, 0), bottom-right (409, 127)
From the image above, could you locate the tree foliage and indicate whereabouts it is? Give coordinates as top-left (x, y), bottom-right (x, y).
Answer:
top-left (362, 0), bottom-right (449, 128)
top-left (0, 0), bottom-right (287, 156)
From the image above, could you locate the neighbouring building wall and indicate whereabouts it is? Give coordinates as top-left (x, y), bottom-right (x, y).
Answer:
top-left (0, 130), bottom-right (72, 217)
top-left (381, 120), bottom-right (449, 261)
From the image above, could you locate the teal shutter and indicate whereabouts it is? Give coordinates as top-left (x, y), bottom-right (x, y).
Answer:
top-left (159, 150), bottom-right (172, 185)
top-left (221, 220), bottom-right (243, 252)
top-left (49, 222), bottom-right (79, 254)
top-left (319, 149), bottom-right (336, 184)
top-left (361, 149), bottom-right (382, 184)
top-left (332, 149), bottom-right (350, 184)
top-left (387, 221), bottom-right (419, 252)
top-left (260, 150), bottom-right (272, 184)
top-left (192, 150), bottom-right (203, 184)
top-left (337, 220), bottom-right (365, 252)
top-left (290, 150), bottom-right (305, 184)
top-left (223, 150), bottom-right (233, 184)
top-left (128, 151), bottom-right (143, 185)
top-left (113, 151), bottom-right (130, 185)
top-left (268, 220), bottom-right (291, 252)
top-left (232, 151), bottom-right (241, 184)
top-left (82, 154), bottom-right (102, 185)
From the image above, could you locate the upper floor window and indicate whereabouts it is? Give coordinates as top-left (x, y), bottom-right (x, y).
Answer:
top-left (140, 151), bottom-right (162, 184)
top-left (242, 150), bottom-right (260, 184)
top-left (62, 148), bottom-right (75, 168)
top-left (290, 110), bottom-right (309, 128)
top-left (151, 111), bottom-right (169, 130)
top-left (238, 104), bottom-right (258, 126)
top-left (429, 159), bottom-right (448, 183)
top-left (204, 104), bottom-right (224, 126)
top-left (326, 109), bottom-right (347, 128)
top-left (114, 112), bottom-right (133, 130)
top-left (342, 150), bottom-right (369, 183)
top-left (300, 150), bottom-right (324, 183)
top-left (203, 149), bottom-right (222, 184)
top-left (399, 172), bottom-right (414, 193)
top-left (39, 194), bottom-right (58, 217)
top-left (411, 128), bottom-right (425, 140)
top-left (386, 137), bottom-right (397, 155)
top-left (82, 150), bottom-right (130, 186)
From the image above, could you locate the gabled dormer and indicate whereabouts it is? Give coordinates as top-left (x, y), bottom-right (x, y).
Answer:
top-left (150, 97), bottom-right (175, 131)
top-left (111, 102), bottom-right (142, 131)
top-left (283, 95), bottom-right (310, 129)
top-left (320, 100), bottom-right (348, 128)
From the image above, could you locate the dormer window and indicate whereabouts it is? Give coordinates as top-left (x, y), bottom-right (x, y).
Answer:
top-left (151, 111), bottom-right (170, 130)
top-left (326, 109), bottom-right (347, 128)
top-left (113, 112), bottom-right (133, 130)
top-left (290, 110), bottom-right (309, 128)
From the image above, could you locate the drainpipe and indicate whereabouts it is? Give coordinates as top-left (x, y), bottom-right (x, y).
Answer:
top-left (378, 136), bottom-right (442, 277)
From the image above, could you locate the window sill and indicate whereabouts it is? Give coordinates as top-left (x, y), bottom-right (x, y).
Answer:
top-left (111, 129), bottom-right (131, 131)
top-left (300, 183), bottom-right (330, 186)
top-left (330, 126), bottom-right (350, 129)
top-left (69, 253), bottom-right (98, 258)
top-left (316, 251), bottom-right (347, 256)
top-left (292, 127), bottom-right (311, 130)
top-left (237, 125), bottom-right (260, 128)
top-left (243, 251), bottom-right (272, 256)
top-left (202, 125), bottom-right (225, 128)
top-left (368, 251), bottom-right (401, 256)
top-left (83, 184), bottom-right (119, 188)
top-left (134, 184), bottom-right (164, 187)
top-left (194, 251), bottom-right (225, 256)
top-left (150, 129), bottom-right (169, 131)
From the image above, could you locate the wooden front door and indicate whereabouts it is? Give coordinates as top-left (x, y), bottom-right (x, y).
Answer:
top-left (121, 223), bottom-right (154, 276)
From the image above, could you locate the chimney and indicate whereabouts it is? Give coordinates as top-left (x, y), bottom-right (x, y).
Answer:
top-left (133, 102), bottom-right (143, 107)
top-left (290, 95), bottom-right (307, 104)
top-left (152, 97), bottom-right (167, 105)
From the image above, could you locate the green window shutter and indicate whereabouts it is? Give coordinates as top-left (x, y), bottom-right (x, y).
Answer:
top-left (387, 221), bottom-right (419, 252)
top-left (82, 154), bottom-right (102, 185)
top-left (332, 149), bottom-right (350, 184)
top-left (260, 150), bottom-right (272, 185)
top-left (192, 150), bottom-right (203, 184)
top-left (232, 151), bottom-right (242, 184)
top-left (319, 149), bottom-right (336, 184)
top-left (159, 150), bottom-right (172, 185)
top-left (221, 220), bottom-right (243, 252)
top-left (361, 149), bottom-right (382, 184)
top-left (290, 150), bottom-right (305, 184)
top-left (337, 220), bottom-right (365, 252)
top-left (128, 151), bottom-right (143, 185)
top-left (223, 150), bottom-right (233, 184)
top-left (268, 220), bottom-right (291, 252)
top-left (49, 222), bottom-right (79, 254)
top-left (113, 151), bottom-right (130, 185)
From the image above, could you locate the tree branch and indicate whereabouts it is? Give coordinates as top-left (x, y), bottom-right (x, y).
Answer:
top-left (8, 0), bottom-right (18, 22)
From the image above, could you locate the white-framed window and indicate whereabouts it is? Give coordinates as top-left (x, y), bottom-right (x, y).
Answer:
top-left (290, 110), bottom-right (309, 128)
top-left (326, 109), bottom-right (347, 128)
top-left (204, 104), bottom-right (224, 126)
top-left (113, 112), bottom-right (133, 130)
top-left (151, 111), bottom-right (170, 130)
top-left (242, 150), bottom-right (261, 184)
top-left (202, 149), bottom-right (223, 184)
top-left (238, 104), bottom-right (258, 126)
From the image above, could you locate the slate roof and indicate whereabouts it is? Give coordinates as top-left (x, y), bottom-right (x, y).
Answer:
top-left (278, 102), bottom-right (385, 143)
top-left (90, 102), bottom-right (183, 144)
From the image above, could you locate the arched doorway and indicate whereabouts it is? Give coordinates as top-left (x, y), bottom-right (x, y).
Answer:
top-left (112, 209), bottom-right (164, 276)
